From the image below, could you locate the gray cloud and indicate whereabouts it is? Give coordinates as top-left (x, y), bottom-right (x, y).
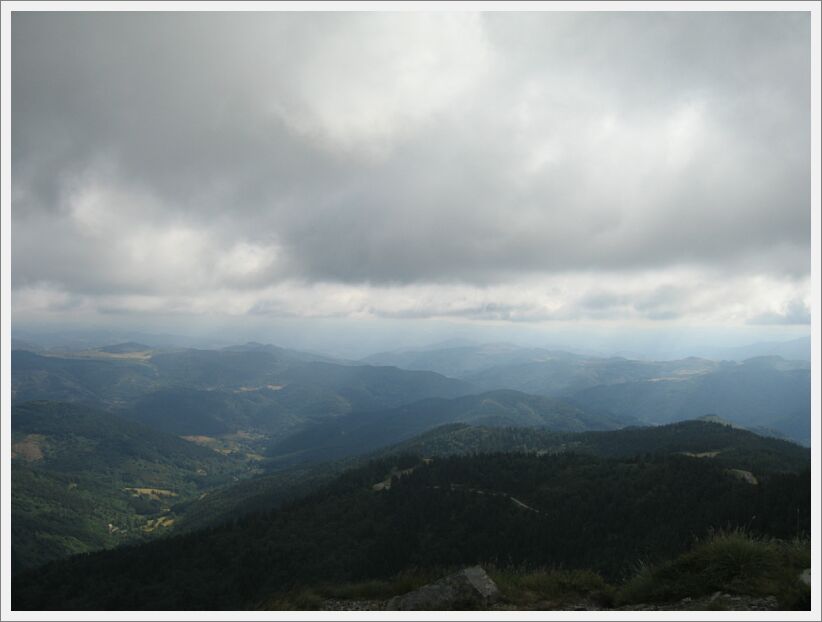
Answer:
top-left (10, 11), bottom-right (811, 325)
top-left (748, 298), bottom-right (811, 325)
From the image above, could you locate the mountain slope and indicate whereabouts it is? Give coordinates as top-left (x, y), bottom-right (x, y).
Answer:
top-left (566, 357), bottom-right (811, 444)
top-left (121, 363), bottom-right (474, 440)
top-left (11, 401), bottom-right (252, 572)
top-left (13, 449), bottom-right (809, 610)
top-left (13, 348), bottom-right (476, 448)
top-left (465, 356), bottom-right (718, 396)
top-left (387, 420), bottom-right (810, 475)
top-left (175, 419), bottom-right (809, 534)
top-left (267, 389), bottom-right (629, 466)
top-left (11, 350), bottom-right (160, 404)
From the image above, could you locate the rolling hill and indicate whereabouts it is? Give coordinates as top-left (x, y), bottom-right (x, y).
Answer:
top-left (565, 357), bottom-right (811, 444)
top-left (12, 346), bottom-right (476, 448)
top-left (266, 389), bottom-right (630, 466)
top-left (11, 401), bottom-right (253, 572)
top-left (175, 419), bottom-right (810, 533)
top-left (361, 343), bottom-right (579, 378)
top-left (360, 344), bottom-right (810, 445)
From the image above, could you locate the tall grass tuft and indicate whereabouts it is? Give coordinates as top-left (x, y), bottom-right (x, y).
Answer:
top-left (488, 565), bottom-right (615, 607)
top-left (618, 529), bottom-right (810, 609)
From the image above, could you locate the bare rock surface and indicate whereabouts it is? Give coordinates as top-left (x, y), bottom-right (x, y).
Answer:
top-left (317, 567), bottom-right (785, 611)
top-left (799, 568), bottom-right (811, 587)
top-left (493, 593), bottom-right (781, 612)
top-left (385, 566), bottom-right (500, 611)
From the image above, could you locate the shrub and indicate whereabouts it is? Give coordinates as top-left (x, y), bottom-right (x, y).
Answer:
top-left (618, 529), bottom-right (810, 609)
top-left (489, 566), bottom-right (615, 607)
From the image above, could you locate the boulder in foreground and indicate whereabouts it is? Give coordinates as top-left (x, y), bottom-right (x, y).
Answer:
top-left (387, 566), bottom-right (500, 610)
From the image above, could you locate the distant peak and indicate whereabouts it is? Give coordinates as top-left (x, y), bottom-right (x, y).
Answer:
top-left (222, 342), bottom-right (279, 352)
top-left (696, 414), bottom-right (739, 428)
top-left (96, 342), bottom-right (152, 353)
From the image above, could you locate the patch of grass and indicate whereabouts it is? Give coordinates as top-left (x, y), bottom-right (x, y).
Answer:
top-left (489, 566), bottom-right (615, 607)
top-left (264, 588), bottom-right (325, 610)
top-left (618, 529), bottom-right (810, 610)
top-left (318, 567), bottom-right (443, 601)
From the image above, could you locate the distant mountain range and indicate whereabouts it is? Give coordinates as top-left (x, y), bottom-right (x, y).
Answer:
top-left (361, 343), bottom-right (575, 378)
top-left (12, 340), bottom-right (811, 446)
top-left (360, 343), bottom-right (810, 444)
top-left (363, 335), bottom-right (811, 366)
top-left (699, 336), bottom-right (810, 362)
top-left (565, 357), bottom-right (811, 445)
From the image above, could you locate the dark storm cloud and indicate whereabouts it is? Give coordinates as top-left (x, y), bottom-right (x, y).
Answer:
top-left (10, 11), bottom-right (811, 323)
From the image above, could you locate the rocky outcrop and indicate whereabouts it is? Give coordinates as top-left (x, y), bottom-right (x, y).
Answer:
top-left (320, 567), bottom-right (795, 611)
top-left (800, 568), bottom-right (811, 587)
top-left (492, 593), bottom-right (781, 612)
top-left (386, 566), bottom-right (500, 610)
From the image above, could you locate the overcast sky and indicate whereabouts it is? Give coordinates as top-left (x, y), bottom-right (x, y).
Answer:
top-left (11, 11), bottom-right (812, 349)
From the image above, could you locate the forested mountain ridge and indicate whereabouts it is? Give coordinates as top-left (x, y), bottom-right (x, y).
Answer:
top-left (13, 343), bottom-right (809, 443)
top-left (176, 419), bottom-right (808, 534)
top-left (12, 447), bottom-right (809, 610)
top-left (387, 419), bottom-right (811, 474)
top-left (11, 346), bottom-right (472, 405)
top-left (265, 389), bottom-right (630, 467)
top-left (11, 401), bottom-right (253, 572)
top-left (11, 347), bottom-right (475, 446)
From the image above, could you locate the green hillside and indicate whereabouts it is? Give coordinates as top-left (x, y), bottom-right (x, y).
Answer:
top-left (11, 350), bottom-right (160, 404)
top-left (12, 349), bottom-right (475, 445)
top-left (266, 389), bottom-right (629, 466)
top-left (175, 419), bottom-right (809, 534)
top-left (12, 449), bottom-right (809, 610)
top-left (11, 401), bottom-right (254, 572)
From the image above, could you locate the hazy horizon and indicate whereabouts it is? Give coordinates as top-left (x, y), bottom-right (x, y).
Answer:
top-left (11, 319), bottom-right (811, 362)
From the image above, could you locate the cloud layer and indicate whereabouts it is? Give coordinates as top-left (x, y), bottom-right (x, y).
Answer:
top-left (11, 11), bottom-right (811, 326)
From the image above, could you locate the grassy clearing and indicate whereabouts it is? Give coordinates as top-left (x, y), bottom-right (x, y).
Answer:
top-left (617, 529), bottom-right (810, 609)
top-left (141, 516), bottom-right (175, 533)
top-left (725, 469), bottom-right (758, 485)
top-left (11, 434), bottom-right (46, 462)
top-left (123, 487), bottom-right (177, 501)
top-left (181, 432), bottom-right (268, 461)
